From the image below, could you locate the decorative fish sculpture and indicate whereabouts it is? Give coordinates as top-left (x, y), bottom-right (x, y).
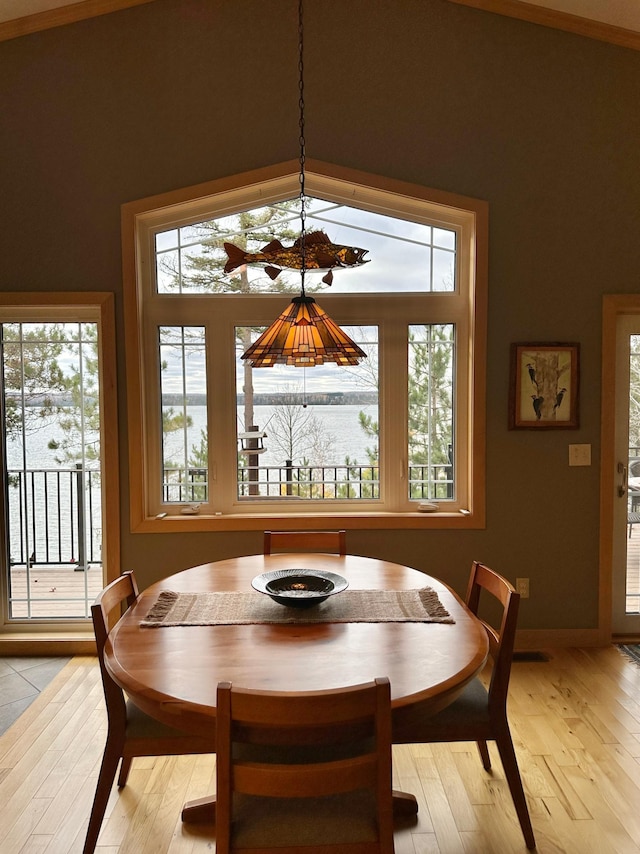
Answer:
top-left (223, 230), bottom-right (369, 286)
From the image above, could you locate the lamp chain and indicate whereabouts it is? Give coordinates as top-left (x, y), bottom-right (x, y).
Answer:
top-left (298, 0), bottom-right (307, 295)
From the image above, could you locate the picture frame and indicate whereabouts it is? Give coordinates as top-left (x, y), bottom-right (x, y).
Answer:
top-left (509, 342), bottom-right (579, 429)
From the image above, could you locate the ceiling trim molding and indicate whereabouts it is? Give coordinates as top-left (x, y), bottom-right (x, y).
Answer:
top-left (447, 0), bottom-right (640, 51)
top-left (1, 0), bottom-right (639, 51)
top-left (0, 0), bottom-right (158, 42)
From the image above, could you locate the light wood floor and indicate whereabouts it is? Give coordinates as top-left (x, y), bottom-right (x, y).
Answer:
top-left (1, 647), bottom-right (640, 852)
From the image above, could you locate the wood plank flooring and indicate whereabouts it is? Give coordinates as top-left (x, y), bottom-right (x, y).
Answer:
top-left (1, 647), bottom-right (640, 852)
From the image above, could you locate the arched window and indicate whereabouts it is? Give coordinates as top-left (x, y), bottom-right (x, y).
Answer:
top-left (123, 161), bottom-right (487, 531)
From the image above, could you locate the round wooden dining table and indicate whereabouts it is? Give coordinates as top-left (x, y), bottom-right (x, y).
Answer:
top-left (104, 553), bottom-right (488, 821)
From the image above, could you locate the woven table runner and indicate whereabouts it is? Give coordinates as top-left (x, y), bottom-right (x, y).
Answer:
top-left (140, 587), bottom-right (454, 627)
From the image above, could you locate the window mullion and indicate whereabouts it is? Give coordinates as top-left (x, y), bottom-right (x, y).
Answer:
top-left (381, 320), bottom-right (408, 510)
top-left (206, 307), bottom-right (238, 515)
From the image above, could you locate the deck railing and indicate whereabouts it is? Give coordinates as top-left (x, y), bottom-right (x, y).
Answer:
top-left (6, 459), bottom-right (455, 571)
top-left (238, 462), bottom-right (381, 499)
top-left (162, 461), bottom-right (454, 502)
top-left (7, 466), bottom-right (102, 570)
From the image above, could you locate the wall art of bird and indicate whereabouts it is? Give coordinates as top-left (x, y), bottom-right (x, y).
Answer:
top-left (554, 387), bottom-right (567, 411)
top-left (531, 395), bottom-right (544, 419)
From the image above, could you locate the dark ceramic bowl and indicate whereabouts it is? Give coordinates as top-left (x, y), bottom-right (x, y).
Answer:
top-left (252, 568), bottom-right (348, 608)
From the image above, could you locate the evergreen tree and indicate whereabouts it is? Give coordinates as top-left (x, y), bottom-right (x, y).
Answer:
top-left (408, 325), bottom-right (454, 463)
top-left (46, 325), bottom-right (101, 465)
top-left (1, 323), bottom-right (71, 441)
top-left (348, 324), bottom-right (455, 498)
top-left (161, 202), bottom-right (330, 475)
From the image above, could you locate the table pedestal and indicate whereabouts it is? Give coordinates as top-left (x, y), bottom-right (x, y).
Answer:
top-left (181, 790), bottom-right (418, 825)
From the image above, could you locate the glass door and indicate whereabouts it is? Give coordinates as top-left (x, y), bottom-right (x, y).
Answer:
top-left (612, 314), bottom-right (640, 633)
top-left (1, 320), bottom-right (104, 622)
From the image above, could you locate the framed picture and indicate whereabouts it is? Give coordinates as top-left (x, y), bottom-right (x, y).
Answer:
top-left (509, 342), bottom-right (579, 429)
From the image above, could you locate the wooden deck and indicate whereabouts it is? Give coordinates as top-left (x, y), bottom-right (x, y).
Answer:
top-left (628, 523), bottom-right (640, 613)
top-left (8, 565), bottom-right (103, 619)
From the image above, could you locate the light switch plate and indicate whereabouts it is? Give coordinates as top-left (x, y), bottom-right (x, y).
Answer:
top-left (569, 444), bottom-right (591, 466)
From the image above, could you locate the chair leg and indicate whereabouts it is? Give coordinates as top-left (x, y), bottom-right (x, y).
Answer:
top-left (476, 740), bottom-right (491, 770)
top-left (494, 730), bottom-right (536, 850)
top-left (82, 740), bottom-right (122, 854)
top-left (118, 756), bottom-right (133, 787)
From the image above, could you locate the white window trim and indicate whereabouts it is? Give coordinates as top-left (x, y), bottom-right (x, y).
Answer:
top-left (122, 160), bottom-right (487, 532)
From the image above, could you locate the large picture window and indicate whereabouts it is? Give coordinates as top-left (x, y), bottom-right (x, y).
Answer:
top-left (123, 161), bottom-right (487, 530)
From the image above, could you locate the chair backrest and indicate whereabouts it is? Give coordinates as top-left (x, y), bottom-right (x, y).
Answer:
top-left (465, 560), bottom-right (520, 715)
top-left (91, 571), bottom-right (140, 728)
top-left (263, 529), bottom-right (346, 555)
top-left (215, 677), bottom-right (393, 853)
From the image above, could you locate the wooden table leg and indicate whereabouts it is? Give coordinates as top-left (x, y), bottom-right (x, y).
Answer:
top-left (182, 789), bottom-right (418, 825)
top-left (181, 796), bottom-right (216, 824)
top-left (393, 789), bottom-right (419, 818)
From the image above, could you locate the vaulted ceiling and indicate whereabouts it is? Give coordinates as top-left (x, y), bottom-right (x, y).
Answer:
top-left (449, 0), bottom-right (640, 46)
top-left (480, 0), bottom-right (640, 32)
top-left (1, 0), bottom-right (639, 49)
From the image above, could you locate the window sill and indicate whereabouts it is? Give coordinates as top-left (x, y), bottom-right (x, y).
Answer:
top-left (132, 509), bottom-right (485, 533)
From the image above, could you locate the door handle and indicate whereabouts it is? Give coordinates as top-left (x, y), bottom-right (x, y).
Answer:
top-left (618, 461), bottom-right (628, 498)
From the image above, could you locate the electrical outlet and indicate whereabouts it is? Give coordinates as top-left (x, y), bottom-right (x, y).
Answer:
top-left (516, 577), bottom-right (529, 599)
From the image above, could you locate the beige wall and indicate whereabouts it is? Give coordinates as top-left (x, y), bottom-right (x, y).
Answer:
top-left (2, 0), bottom-right (639, 633)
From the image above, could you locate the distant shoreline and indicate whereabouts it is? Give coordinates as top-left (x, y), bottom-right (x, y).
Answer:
top-left (166, 392), bottom-right (377, 407)
top-left (16, 392), bottom-right (377, 407)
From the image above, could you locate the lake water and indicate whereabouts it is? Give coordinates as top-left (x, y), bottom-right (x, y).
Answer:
top-left (6, 403), bottom-right (377, 472)
top-left (164, 404), bottom-right (378, 468)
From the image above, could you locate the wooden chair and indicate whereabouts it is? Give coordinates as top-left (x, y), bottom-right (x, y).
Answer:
top-left (83, 571), bottom-right (216, 854)
top-left (215, 677), bottom-right (395, 854)
top-left (392, 561), bottom-right (536, 850)
top-left (263, 529), bottom-right (346, 555)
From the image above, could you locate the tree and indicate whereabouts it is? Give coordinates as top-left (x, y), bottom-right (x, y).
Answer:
top-left (339, 332), bottom-right (379, 466)
top-left (407, 325), bottom-right (454, 498)
top-left (629, 336), bottom-right (640, 455)
top-left (164, 204), bottom-right (302, 492)
top-left (345, 324), bottom-right (454, 499)
top-left (266, 387), bottom-right (336, 466)
top-left (44, 324), bottom-right (101, 465)
top-left (1, 323), bottom-right (72, 442)
top-left (239, 385), bottom-right (336, 499)
top-left (170, 206), bottom-right (299, 296)
top-left (408, 325), bottom-right (453, 464)
top-left (336, 453), bottom-right (378, 499)
top-left (356, 410), bottom-right (379, 466)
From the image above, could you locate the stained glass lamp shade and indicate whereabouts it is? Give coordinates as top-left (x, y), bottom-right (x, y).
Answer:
top-left (242, 294), bottom-right (366, 368)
